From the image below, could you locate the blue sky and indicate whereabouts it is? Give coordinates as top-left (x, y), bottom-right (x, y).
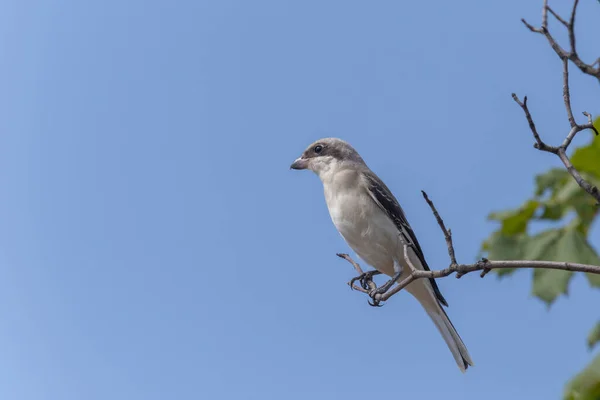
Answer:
top-left (1, 0), bottom-right (599, 399)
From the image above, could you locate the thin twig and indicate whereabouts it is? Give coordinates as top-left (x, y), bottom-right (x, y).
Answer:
top-left (513, 0), bottom-right (600, 204)
top-left (520, 0), bottom-right (600, 80)
top-left (582, 112), bottom-right (599, 136)
top-left (556, 148), bottom-right (600, 201)
top-left (511, 94), bottom-right (558, 153)
top-left (421, 190), bottom-right (457, 265)
top-left (546, 6), bottom-right (568, 27)
top-left (562, 58), bottom-right (576, 128)
top-left (568, 0), bottom-right (578, 55)
top-left (521, 18), bottom-right (542, 34)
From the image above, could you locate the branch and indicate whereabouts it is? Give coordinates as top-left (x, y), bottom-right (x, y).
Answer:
top-left (340, 256), bottom-right (600, 303)
top-left (339, 192), bottom-right (600, 305)
top-left (421, 190), bottom-right (457, 266)
top-left (513, 0), bottom-right (600, 204)
top-left (521, 0), bottom-right (600, 81)
top-left (556, 147), bottom-right (600, 201)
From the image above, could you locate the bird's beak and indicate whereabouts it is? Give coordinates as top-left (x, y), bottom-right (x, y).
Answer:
top-left (290, 157), bottom-right (308, 170)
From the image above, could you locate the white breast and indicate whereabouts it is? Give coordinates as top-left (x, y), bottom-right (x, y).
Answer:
top-left (320, 167), bottom-right (399, 274)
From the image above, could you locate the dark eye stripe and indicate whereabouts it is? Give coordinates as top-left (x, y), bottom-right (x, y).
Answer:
top-left (314, 145), bottom-right (323, 154)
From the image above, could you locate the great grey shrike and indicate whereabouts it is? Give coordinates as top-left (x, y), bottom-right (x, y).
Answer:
top-left (290, 137), bottom-right (473, 372)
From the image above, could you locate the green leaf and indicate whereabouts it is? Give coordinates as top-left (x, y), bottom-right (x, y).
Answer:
top-left (525, 229), bottom-right (573, 304)
top-left (573, 202), bottom-right (600, 231)
top-left (523, 227), bottom-right (599, 305)
top-left (488, 200), bottom-right (539, 235)
top-left (588, 323), bottom-right (600, 350)
top-left (483, 226), bottom-right (600, 299)
top-left (554, 178), bottom-right (588, 204)
top-left (482, 232), bottom-right (526, 260)
top-left (564, 353), bottom-right (600, 400)
top-left (539, 203), bottom-right (568, 220)
top-left (522, 229), bottom-right (563, 259)
top-left (503, 200), bottom-right (539, 235)
top-left (535, 168), bottom-right (571, 196)
top-left (557, 227), bottom-right (600, 288)
top-left (532, 268), bottom-right (574, 305)
top-left (551, 172), bottom-right (600, 234)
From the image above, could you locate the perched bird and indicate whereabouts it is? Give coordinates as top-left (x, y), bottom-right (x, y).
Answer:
top-left (290, 138), bottom-right (473, 372)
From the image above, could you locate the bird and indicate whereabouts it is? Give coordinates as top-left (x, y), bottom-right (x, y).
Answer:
top-left (290, 137), bottom-right (473, 372)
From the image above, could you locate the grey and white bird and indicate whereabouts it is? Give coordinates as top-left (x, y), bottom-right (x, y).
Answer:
top-left (290, 138), bottom-right (473, 372)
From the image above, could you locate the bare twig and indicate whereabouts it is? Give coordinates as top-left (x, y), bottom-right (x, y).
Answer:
top-left (521, 18), bottom-right (542, 34)
top-left (339, 193), bottom-right (600, 305)
top-left (511, 94), bottom-right (558, 153)
top-left (556, 148), bottom-right (600, 200)
top-left (568, 0), bottom-right (578, 55)
top-left (421, 190), bottom-right (457, 266)
top-left (521, 0), bottom-right (600, 80)
top-left (513, 0), bottom-right (600, 204)
top-left (562, 58), bottom-right (576, 129)
top-left (546, 6), bottom-right (568, 27)
top-left (541, 0), bottom-right (549, 29)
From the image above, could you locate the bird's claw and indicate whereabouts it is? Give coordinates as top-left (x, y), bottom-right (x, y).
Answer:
top-left (367, 287), bottom-right (386, 307)
top-left (349, 275), bottom-right (362, 290)
top-left (349, 270), bottom-right (381, 291)
top-left (348, 270), bottom-right (385, 306)
top-left (368, 298), bottom-right (383, 307)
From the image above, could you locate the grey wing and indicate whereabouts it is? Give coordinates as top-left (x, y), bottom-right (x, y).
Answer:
top-left (362, 171), bottom-right (449, 307)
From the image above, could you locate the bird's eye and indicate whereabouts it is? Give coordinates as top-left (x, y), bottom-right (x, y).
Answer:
top-left (314, 145), bottom-right (323, 154)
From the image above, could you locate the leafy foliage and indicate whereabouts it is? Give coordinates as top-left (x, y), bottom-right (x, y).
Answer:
top-left (482, 118), bottom-right (600, 306)
top-left (481, 118), bottom-right (600, 399)
top-left (482, 224), bottom-right (599, 303)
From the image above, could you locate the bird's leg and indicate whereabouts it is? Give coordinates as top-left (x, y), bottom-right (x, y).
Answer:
top-left (349, 270), bottom-right (382, 290)
top-left (368, 261), bottom-right (403, 299)
top-left (369, 271), bottom-right (401, 296)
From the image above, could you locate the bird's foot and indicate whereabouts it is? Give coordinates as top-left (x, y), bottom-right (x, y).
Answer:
top-left (367, 284), bottom-right (392, 307)
top-left (367, 287), bottom-right (384, 307)
top-left (366, 272), bottom-right (402, 307)
top-left (349, 270), bottom-right (382, 290)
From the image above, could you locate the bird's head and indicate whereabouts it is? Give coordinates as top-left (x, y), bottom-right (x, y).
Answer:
top-left (290, 138), bottom-right (364, 178)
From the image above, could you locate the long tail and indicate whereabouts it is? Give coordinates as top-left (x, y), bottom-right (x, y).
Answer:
top-left (425, 303), bottom-right (473, 372)
top-left (407, 283), bottom-right (474, 372)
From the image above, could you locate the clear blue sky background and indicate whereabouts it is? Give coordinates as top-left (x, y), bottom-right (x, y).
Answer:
top-left (1, 0), bottom-right (599, 399)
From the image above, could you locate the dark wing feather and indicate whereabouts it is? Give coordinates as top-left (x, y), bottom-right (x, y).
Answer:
top-left (363, 171), bottom-right (449, 307)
